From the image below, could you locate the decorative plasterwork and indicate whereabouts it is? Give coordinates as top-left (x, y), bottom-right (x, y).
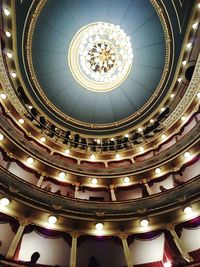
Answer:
top-left (0, 112), bottom-right (199, 177)
top-left (163, 53), bottom-right (200, 129)
top-left (24, 0), bottom-right (172, 130)
top-left (0, 167), bottom-right (200, 221)
top-left (0, 52), bottom-right (26, 115)
top-left (0, 0), bottom-right (198, 151)
top-left (68, 22), bottom-right (133, 92)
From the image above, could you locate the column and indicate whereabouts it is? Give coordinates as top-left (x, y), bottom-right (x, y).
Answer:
top-left (166, 224), bottom-right (193, 262)
top-left (141, 179), bottom-right (153, 196)
top-left (109, 185), bottom-right (117, 201)
top-left (69, 232), bottom-right (79, 267)
top-left (5, 161), bottom-right (11, 170)
top-left (6, 219), bottom-right (28, 258)
top-left (175, 135), bottom-right (179, 143)
top-left (36, 175), bottom-right (45, 187)
top-left (119, 233), bottom-right (133, 267)
top-left (172, 173), bottom-right (183, 186)
top-left (194, 114), bottom-right (199, 123)
top-left (74, 183), bottom-right (80, 198)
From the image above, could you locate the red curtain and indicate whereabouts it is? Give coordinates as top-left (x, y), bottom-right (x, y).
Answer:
top-left (163, 238), bottom-right (173, 263)
top-left (132, 230), bottom-right (162, 241)
top-left (0, 212), bottom-right (19, 233)
top-left (135, 261), bottom-right (163, 267)
top-left (189, 248), bottom-right (200, 262)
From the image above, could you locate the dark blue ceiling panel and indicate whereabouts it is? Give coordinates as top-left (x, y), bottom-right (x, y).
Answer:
top-left (31, 0), bottom-right (166, 124)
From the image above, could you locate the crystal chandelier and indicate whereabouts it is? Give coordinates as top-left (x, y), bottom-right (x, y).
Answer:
top-left (79, 23), bottom-right (133, 83)
top-left (68, 22), bottom-right (133, 92)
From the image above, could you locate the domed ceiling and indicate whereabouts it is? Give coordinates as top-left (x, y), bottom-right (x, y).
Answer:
top-left (0, 2), bottom-right (200, 264)
top-left (15, 0), bottom-right (194, 134)
top-left (31, 0), bottom-right (165, 125)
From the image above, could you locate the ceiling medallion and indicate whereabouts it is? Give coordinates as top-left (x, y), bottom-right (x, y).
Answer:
top-left (68, 22), bottom-right (133, 92)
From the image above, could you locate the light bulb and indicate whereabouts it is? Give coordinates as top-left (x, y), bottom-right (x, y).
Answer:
top-left (5, 31), bottom-right (11, 37)
top-left (90, 154), bottom-right (96, 160)
top-left (7, 52), bottom-right (13, 58)
top-left (115, 153), bottom-right (120, 159)
top-left (139, 146), bottom-right (144, 152)
top-left (181, 116), bottom-right (186, 121)
top-left (184, 152), bottom-right (191, 159)
top-left (192, 22), bottom-right (198, 30)
top-left (123, 177), bottom-right (130, 183)
top-left (95, 223), bottom-right (104, 231)
top-left (65, 149), bottom-right (70, 155)
top-left (18, 119), bottom-right (24, 124)
top-left (92, 178), bottom-right (98, 185)
top-left (3, 8), bottom-right (10, 16)
top-left (11, 72), bottom-right (17, 78)
top-left (59, 172), bottom-right (65, 178)
top-left (0, 134), bottom-right (4, 141)
top-left (0, 198), bottom-right (10, 207)
top-left (140, 219), bottom-right (149, 228)
top-left (186, 42), bottom-right (192, 49)
top-left (155, 168), bottom-right (161, 174)
top-left (0, 93), bottom-right (7, 100)
top-left (184, 206), bottom-right (192, 214)
top-left (27, 157), bottom-right (34, 164)
top-left (40, 137), bottom-right (46, 143)
top-left (48, 216), bottom-right (57, 224)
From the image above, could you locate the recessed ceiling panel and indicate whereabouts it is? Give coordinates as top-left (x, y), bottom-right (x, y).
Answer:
top-left (30, 0), bottom-right (166, 124)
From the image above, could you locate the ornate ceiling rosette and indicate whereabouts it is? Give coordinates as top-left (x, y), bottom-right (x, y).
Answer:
top-left (68, 22), bottom-right (133, 92)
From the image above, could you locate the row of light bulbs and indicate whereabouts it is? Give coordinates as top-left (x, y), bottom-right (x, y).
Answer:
top-left (48, 205), bottom-right (194, 228)
top-left (177, 5), bottom-right (200, 84)
top-left (1, 90), bottom-right (199, 125)
top-left (0, 131), bottom-right (194, 180)
top-left (0, 197), bottom-right (194, 233)
top-left (1, 86), bottom-right (199, 151)
top-left (0, 198), bottom-right (195, 267)
top-left (0, 131), bottom-right (194, 185)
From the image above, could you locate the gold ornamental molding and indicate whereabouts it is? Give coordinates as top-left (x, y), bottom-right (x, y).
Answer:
top-left (0, 52), bottom-right (27, 115)
top-left (25, 0), bottom-right (172, 130)
top-left (163, 53), bottom-right (200, 129)
top-left (1, 0), bottom-right (198, 142)
top-left (68, 22), bottom-right (133, 93)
